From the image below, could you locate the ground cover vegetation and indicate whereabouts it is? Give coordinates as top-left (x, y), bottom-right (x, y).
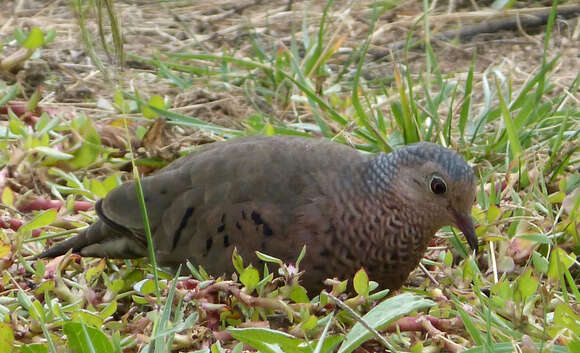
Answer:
top-left (0, 0), bottom-right (578, 352)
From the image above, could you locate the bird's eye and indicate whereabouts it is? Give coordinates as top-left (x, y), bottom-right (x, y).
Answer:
top-left (430, 176), bottom-right (447, 195)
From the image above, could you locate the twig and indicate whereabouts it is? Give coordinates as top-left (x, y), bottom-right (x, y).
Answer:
top-left (183, 280), bottom-right (305, 314)
top-left (419, 316), bottom-right (465, 352)
top-left (17, 198), bottom-right (94, 213)
top-left (372, 5), bottom-right (580, 58)
top-left (386, 315), bottom-right (463, 332)
top-left (419, 262), bottom-right (440, 286)
top-left (0, 217), bottom-right (42, 236)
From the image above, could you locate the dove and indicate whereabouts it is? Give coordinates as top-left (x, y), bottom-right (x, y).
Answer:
top-left (34, 135), bottom-right (477, 292)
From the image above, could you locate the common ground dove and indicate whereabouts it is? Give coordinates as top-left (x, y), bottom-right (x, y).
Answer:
top-left (34, 135), bottom-right (477, 292)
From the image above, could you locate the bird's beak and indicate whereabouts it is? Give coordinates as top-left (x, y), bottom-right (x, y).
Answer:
top-left (452, 210), bottom-right (478, 254)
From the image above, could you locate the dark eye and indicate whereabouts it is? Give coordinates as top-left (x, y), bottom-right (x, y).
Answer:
top-left (430, 176), bottom-right (447, 195)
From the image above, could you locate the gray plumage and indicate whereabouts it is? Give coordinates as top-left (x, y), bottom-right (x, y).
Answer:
top-left (34, 135), bottom-right (477, 292)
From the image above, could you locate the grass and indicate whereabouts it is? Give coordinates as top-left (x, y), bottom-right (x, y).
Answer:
top-left (0, 1), bottom-right (579, 352)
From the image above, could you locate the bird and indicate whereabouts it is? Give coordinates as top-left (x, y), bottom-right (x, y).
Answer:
top-left (33, 135), bottom-right (478, 292)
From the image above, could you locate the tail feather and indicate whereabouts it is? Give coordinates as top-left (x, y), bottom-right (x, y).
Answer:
top-left (30, 230), bottom-right (90, 259)
top-left (32, 217), bottom-right (147, 260)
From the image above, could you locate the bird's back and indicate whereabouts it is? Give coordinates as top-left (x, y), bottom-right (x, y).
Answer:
top-left (57, 136), bottom-right (368, 279)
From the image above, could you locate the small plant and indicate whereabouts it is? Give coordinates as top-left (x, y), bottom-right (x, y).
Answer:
top-left (0, 27), bottom-right (55, 73)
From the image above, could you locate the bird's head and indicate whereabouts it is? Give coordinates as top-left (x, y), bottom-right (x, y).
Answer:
top-left (370, 142), bottom-right (478, 253)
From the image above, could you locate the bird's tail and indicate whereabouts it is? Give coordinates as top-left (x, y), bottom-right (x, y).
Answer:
top-left (31, 200), bottom-right (148, 260)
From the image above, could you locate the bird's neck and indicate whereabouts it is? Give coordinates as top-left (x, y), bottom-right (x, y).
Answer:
top-left (339, 153), bottom-right (438, 247)
top-left (359, 153), bottom-right (396, 198)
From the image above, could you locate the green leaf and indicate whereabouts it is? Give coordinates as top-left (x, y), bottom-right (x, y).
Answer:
top-left (19, 344), bottom-right (47, 353)
top-left (142, 95), bottom-right (166, 119)
top-left (493, 279), bottom-right (513, 301)
top-left (232, 248), bottom-right (244, 274)
top-left (554, 303), bottom-right (580, 336)
top-left (113, 90), bottom-right (130, 113)
top-left (33, 146), bottom-right (74, 160)
top-left (337, 293), bottom-right (434, 353)
top-left (289, 285), bottom-right (309, 303)
top-left (443, 250), bottom-right (453, 267)
top-left (2, 187), bottom-right (14, 207)
top-left (63, 322), bottom-right (114, 353)
top-left (133, 279), bottom-right (156, 295)
top-left (108, 279), bottom-right (124, 294)
top-left (255, 251), bottom-right (283, 265)
top-left (367, 289), bottom-right (390, 301)
top-left (84, 260), bottom-right (105, 282)
top-left (26, 87), bottom-right (41, 113)
top-left (19, 209), bottom-right (57, 234)
top-left (131, 295), bottom-right (148, 305)
top-left (532, 251), bottom-right (549, 274)
top-left (296, 245), bottom-right (307, 267)
top-left (353, 268), bottom-right (369, 297)
top-left (547, 248), bottom-right (576, 280)
top-left (43, 29), bottom-right (56, 44)
top-left (102, 174), bottom-right (122, 193)
top-left (34, 281), bottom-right (55, 295)
top-left (8, 112), bottom-right (27, 136)
top-left (453, 296), bottom-right (486, 347)
top-left (100, 301), bottom-right (117, 319)
top-left (462, 342), bottom-right (570, 353)
top-left (264, 123), bottom-right (276, 136)
top-left (228, 327), bottom-right (302, 353)
top-left (300, 314), bottom-right (318, 331)
top-left (0, 322), bottom-right (15, 353)
top-left (411, 342), bottom-right (423, 353)
top-left (69, 115), bottom-right (102, 169)
top-left (517, 270), bottom-right (538, 300)
top-left (71, 310), bottom-right (103, 328)
top-left (210, 342), bottom-right (226, 353)
top-left (548, 191), bottom-right (566, 204)
top-left (518, 234), bottom-right (552, 245)
top-left (320, 291), bottom-right (328, 307)
top-left (567, 338), bottom-right (580, 353)
top-left (240, 265), bottom-right (260, 292)
top-left (29, 300), bottom-right (46, 323)
top-left (487, 204), bottom-right (501, 223)
top-left (22, 27), bottom-right (44, 49)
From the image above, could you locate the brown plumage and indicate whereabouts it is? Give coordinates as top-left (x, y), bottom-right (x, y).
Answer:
top-left (34, 135), bottom-right (478, 292)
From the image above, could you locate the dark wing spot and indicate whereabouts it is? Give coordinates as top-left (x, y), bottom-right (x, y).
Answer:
top-left (172, 207), bottom-right (195, 250)
top-left (320, 248), bottom-right (331, 257)
top-left (262, 224), bottom-right (273, 236)
top-left (206, 237), bottom-right (213, 253)
top-left (223, 234), bottom-right (230, 247)
top-left (235, 222), bottom-right (242, 230)
top-left (251, 211), bottom-right (273, 237)
top-left (251, 211), bottom-right (263, 224)
top-left (221, 214), bottom-right (226, 223)
top-left (217, 224), bottom-right (225, 232)
top-left (241, 210), bottom-right (247, 220)
top-left (160, 189), bottom-right (168, 195)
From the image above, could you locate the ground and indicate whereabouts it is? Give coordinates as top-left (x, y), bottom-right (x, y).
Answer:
top-left (0, 1), bottom-right (579, 352)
